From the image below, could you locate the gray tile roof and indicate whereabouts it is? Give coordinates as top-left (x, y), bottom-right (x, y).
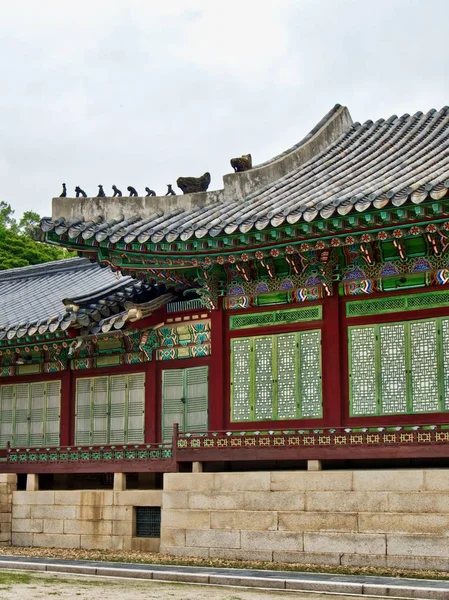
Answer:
top-left (0, 258), bottom-right (172, 342)
top-left (41, 106), bottom-right (449, 245)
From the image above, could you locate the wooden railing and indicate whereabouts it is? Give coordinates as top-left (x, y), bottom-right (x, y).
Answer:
top-left (174, 423), bottom-right (449, 461)
top-left (4, 441), bottom-right (175, 473)
top-left (2, 422), bottom-right (449, 473)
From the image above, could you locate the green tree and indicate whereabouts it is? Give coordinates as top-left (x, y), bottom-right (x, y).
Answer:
top-left (0, 201), bottom-right (17, 231)
top-left (18, 210), bottom-right (41, 233)
top-left (0, 203), bottom-right (74, 270)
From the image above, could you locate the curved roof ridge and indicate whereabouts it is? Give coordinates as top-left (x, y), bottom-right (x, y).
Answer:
top-left (67, 275), bottom-right (138, 305)
top-left (41, 105), bottom-right (449, 247)
top-left (0, 257), bottom-right (92, 281)
top-left (253, 104), bottom-right (347, 168)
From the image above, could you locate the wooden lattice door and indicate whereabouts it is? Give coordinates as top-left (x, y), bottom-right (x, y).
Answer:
top-left (161, 366), bottom-right (208, 441)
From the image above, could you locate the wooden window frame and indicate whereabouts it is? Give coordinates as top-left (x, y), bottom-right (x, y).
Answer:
top-left (0, 380), bottom-right (61, 447)
top-left (75, 373), bottom-right (145, 445)
top-left (348, 315), bottom-right (449, 417)
top-left (161, 366), bottom-right (209, 441)
top-left (230, 329), bottom-right (322, 423)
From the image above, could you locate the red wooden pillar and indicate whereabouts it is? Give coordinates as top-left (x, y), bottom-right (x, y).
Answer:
top-left (209, 306), bottom-right (225, 430)
top-left (60, 369), bottom-right (72, 446)
top-left (145, 359), bottom-right (157, 444)
top-left (321, 285), bottom-right (343, 427)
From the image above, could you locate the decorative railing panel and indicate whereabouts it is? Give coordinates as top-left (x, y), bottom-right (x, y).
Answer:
top-left (176, 424), bottom-right (449, 453)
top-left (3, 423), bottom-right (449, 473)
top-left (4, 442), bottom-right (174, 472)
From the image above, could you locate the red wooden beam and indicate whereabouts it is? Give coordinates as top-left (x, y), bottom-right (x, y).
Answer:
top-left (209, 306), bottom-right (225, 430)
top-left (321, 286), bottom-right (342, 427)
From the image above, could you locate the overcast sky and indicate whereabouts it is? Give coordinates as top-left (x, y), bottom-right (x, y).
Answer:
top-left (1, 0), bottom-right (449, 219)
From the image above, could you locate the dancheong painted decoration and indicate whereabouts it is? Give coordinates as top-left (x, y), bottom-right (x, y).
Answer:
top-left (1, 103), bottom-right (449, 473)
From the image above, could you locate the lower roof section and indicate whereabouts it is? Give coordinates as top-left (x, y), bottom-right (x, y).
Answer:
top-left (0, 258), bottom-right (175, 343)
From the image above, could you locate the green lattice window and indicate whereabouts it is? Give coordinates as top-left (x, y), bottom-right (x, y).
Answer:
top-left (231, 330), bottom-right (322, 422)
top-left (75, 373), bottom-right (145, 445)
top-left (161, 366), bottom-right (208, 441)
top-left (0, 380), bottom-right (61, 448)
top-left (349, 317), bottom-right (449, 416)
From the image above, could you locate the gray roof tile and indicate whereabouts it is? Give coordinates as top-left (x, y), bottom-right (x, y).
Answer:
top-left (0, 258), bottom-right (172, 341)
top-left (41, 106), bottom-right (449, 246)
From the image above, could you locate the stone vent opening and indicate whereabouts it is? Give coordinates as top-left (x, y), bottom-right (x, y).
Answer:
top-left (135, 506), bottom-right (161, 538)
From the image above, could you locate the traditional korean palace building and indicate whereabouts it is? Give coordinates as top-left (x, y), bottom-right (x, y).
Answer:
top-left (2, 104), bottom-right (449, 565)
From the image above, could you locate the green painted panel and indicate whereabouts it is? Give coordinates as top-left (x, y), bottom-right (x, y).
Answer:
top-left (127, 373), bottom-right (145, 443)
top-left (230, 306), bottom-right (322, 330)
top-left (408, 292), bottom-right (449, 311)
top-left (349, 316), bottom-right (449, 416)
top-left (162, 367), bottom-right (208, 440)
top-left (45, 380), bottom-right (61, 446)
top-left (96, 355), bottom-right (121, 367)
top-left (299, 330), bottom-right (322, 418)
top-left (410, 320), bottom-right (439, 413)
top-left (29, 382), bottom-right (45, 446)
top-left (347, 291), bottom-right (449, 318)
top-left (162, 369), bottom-right (184, 441)
top-left (0, 381), bottom-right (61, 448)
top-left (76, 374), bottom-right (145, 445)
top-left (0, 386), bottom-right (14, 447)
top-left (276, 334), bottom-right (297, 419)
top-left (92, 377), bottom-right (108, 444)
top-left (17, 364), bottom-right (40, 375)
top-left (442, 318), bottom-right (449, 411)
top-left (231, 338), bottom-right (252, 421)
top-left (230, 329), bottom-right (322, 422)
top-left (349, 326), bottom-right (377, 416)
top-left (14, 383), bottom-right (29, 447)
top-left (185, 367), bottom-right (208, 432)
top-left (109, 376), bottom-right (126, 444)
top-left (75, 378), bottom-right (92, 445)
top-left (254, 336), bottom-right (273, 420)
top-left (379, 323), bottom-right (407, 414)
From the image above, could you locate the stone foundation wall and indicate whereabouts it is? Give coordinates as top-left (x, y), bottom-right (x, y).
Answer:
top-left (160, 470), bottom-right (449, 571)
top-left (12, 489), bottom-right (161, 551)
top-left (0, 475), bottom-right (16, 547)
top-left (7, 468), bottom-right (449, 569)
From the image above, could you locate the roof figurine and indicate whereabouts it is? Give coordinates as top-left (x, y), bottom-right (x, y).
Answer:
top-left (75, 186), bottom-right (87, 198)
top-left (230, 154), bottom-right (252, 172)
top-left (127, 186), bottom-right (138, 197)
top-left (112, 185), bottom-right (122, 197)
top-left (59, 183), bottom-right (67, 197)
top-left (166, 184), bottom-right (176, 196)
top-left (176, 172), bottom-right (211, 194)
top-left (97, 185), bottom-right (106, 198)
top-left (145, 187), bottom-right (156, 197)
top-left (40, 104), bottom-right (449, 296)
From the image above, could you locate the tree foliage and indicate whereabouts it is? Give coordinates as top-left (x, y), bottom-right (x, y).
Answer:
top-left (0, 202), bottom-right (74, 270)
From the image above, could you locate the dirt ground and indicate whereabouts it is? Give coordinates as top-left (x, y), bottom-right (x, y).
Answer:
top-left (0, 546), bottom-right (444, 582)
top-left (0, 570), bottom-right (365, 600)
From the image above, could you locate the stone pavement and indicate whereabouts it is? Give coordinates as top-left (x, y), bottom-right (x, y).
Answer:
top-left (0, 555), bottom-right (447, 598)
